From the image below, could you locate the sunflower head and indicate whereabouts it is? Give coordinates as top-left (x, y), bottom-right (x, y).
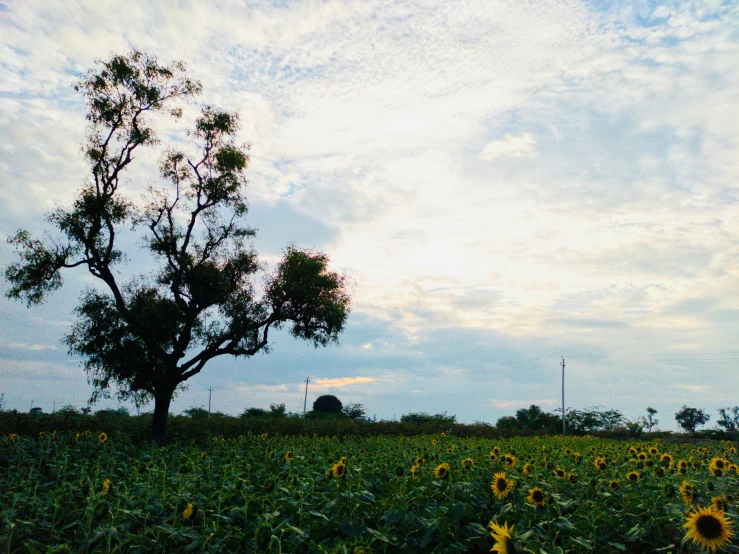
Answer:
top-left (491, 472), bottom-right (514, 500)
top-left (410, 464), bottom-right (420, 478)
top-left (504, 455), bottom-right (516, 467)
top-left (182, 502), bottom-right (196, 520)
top-left (712, 496), bottom-right (728, 512)
top-left (434, 463), bottom-right (450, 480)
top-left (331, 462), bottom-right (347, 478)
top-left (626, 471), bottom-right (640, 483)
top-left (461, 458), bottom-right (474, 470)
top-left (684, 504), bottom-right (734, 553)
top-left (555, 468), bottom-right (566, 478)
top-left (489, 452), bottom-right (497, 462)
top-left (527, 487), bottom-right (546, 507)
top-left (522, 463), bottom-right (533, 475)
top-left (101, 478), bottom-right (112, 496)
top-left (649, 447), bottom-right (659, 455)
top-left (680, 481), bottom-right (696, 505)
top-left (609, 480), bottom-right (619, 492)
top-left (488, 521), bottom-right (516, 554)
top-left (284, 450), bottom-right (294, 461)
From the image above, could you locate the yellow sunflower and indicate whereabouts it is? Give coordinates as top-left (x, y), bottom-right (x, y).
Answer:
top-left (527, 487), bottom-right (546, 507)
top-left (712, 496), bottom-right (728, 513)
top-left (410, 464), bottom-right (420, 478)
top-left (680, 481), bottom-right (696, 505)
top-left (98, 432), bottom-right (108, 444)
top-left (434, 463), bottom-right (451, 480)
top-left (101, 478), bottom-right (112, 496)
top-left (522, 463), bottom-right (533, 475)
top-left (609, 480), bottom-right (619, 492)
top-left (491, 472), bottom-right (514, 500)
top-left (284, 450), bottom-right (294, 462)
top-left (489, 452), bottom-right (497, 462)
top-left (489, 521), bottom-right (516, 554)
top-left (684, 505), bottom-right (734, 553)
top-left (649, 446), bottom-right (659, 456)
top-left (182, 502), bottom-right (195, 520)
top-left (503, 454), bottom-right (516, 467)
top-left (331, 462), bottom-right (347, 478)
top-left (626, 471), bottom-right (640, 483)
top-left (554, 468), bottom-right (566, 478)
top-left (594, 456), bottom-right (607, 470)
top-left (8, 433), bottom-right (17, 442)
top-left (461, 458), bottom-right (474, 470)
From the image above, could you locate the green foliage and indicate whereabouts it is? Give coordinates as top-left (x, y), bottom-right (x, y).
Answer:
top-left (4, 50), bottom-right (351, 445)
top-left (638, 407), bottom-right (659, 432)
top-left (342, 403), bottom-right (367, 420)
top-left (400, 412), bottom-right (457, 425)
top-left (556, 406), bottom-right (626, 434)
top-left (717, 407), bottom-right (739, 432)
top-left (675, 405), bottom-right (710, 432)
top-left (514, 405), bottom-right (561, 431)
top-left (313, 395), bottom-right (343, 414)
top-left (0, 421), bottom-right (736, 552)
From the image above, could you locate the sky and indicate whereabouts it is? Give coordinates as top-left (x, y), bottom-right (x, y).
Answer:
top-left (0, 0), bottom-right (738, 430)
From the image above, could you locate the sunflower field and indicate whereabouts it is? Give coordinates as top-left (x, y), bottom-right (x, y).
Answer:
top-left (1, 431), bottom-right (738, 553)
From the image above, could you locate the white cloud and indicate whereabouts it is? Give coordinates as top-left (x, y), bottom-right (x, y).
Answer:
top-left (479, 133), bottom-right (537, 161)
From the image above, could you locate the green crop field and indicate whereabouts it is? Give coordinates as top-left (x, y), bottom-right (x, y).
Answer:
top-left (1, 431), bottom-right (737, 553)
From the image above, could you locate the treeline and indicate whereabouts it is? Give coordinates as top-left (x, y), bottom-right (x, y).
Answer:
top-left (2, 401), bottom-right (739, 445)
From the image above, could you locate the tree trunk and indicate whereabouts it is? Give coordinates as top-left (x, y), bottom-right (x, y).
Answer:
top-left (151, 390), bottom-right (173, 446)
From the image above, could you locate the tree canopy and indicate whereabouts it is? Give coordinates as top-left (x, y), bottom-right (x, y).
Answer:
top-left (5, 50), bottom-right (351, 444)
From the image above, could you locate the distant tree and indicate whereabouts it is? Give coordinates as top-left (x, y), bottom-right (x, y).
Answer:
top-left (3, 51), bottom-right (351, 445)
top-left (183, 406), bottom-right (210, 418)
top-left (515, 405), bottom-right (560, 430)
top-left (554, 406), bottom-right (625, 434)
top-left (675, 405), bottom-right (710, 433)
top-left (716, 407), bottom-right (739, 432)
top-left (269, 403), bottom-right (288, 418)
top-left (240, 407), bottom-right (268, 418)
top-left (56, 404), bottom-right (82, 415)
top-left (495, 415), bottom-right (521, 431)
top-left (638, 407), bottom-right (658, 432)
top-left (400, 412), bottom-right (456, 425)
top-left (342, 402), bottom-right (367, 420)
top-left (313, 395), bottom-right (343, 414)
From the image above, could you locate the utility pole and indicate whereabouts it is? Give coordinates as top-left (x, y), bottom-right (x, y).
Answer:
top-left (208, 386), bottom-right (213, 414)
top-left (303, 377), bottom-right (310, 417)
top-left (561, 357), bottom-right (566, 435)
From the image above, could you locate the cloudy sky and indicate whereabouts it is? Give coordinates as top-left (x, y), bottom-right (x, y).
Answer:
top-left (1, 0), bottom-right (738, 429)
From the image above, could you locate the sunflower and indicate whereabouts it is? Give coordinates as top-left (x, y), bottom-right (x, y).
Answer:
top-left (98, 432), bottom-right (108, 444)
top-left (434, 463), bottom-right (450, 480)
top-left (594, 456), bottom-right (607, 470)
top-left (432, 439), bottom-right (437, 445)
top-left (554, 468), bottom-right (566, 478)
top-left (680, 481), bottom-right (696, 505)
top-left (491, 472), bottom-right (514, 500)
top-left (527, 487), bottom-right (546, 507)
top-left (564, 448), bottom-right (572, 456)
top-left (504, 455), bottom-right (516, 467)
top-left (522, 463), bottom-right (533, 475)
top-left (568, 473), bottom-right (577, 484)
top-left (489, 452), bottom-right (497, 462)
top-left (654, 467), bottom-right (665, 478)
top-left (609, 480), bottom-right (619, 492)
top-left (182, 503), bottom-right (195, 520)
top-left (461, 458), bottom-right (474, 470)
top-left (260, 433), bottom-right (268, 440)
top-left (331, 462), bottom-right (347, 478)
top-left (440, 432), bottom-right (446, 438)
top-left (410, 464), bottom-right (420, 478)
top-left (339, 456), bottom-right (348, 465)
top-left (493, 446), bottom-right (501, 455)
top-left (712, 496), bottom-right (728, 512)
top-left (660, 453), bottom-right (673, 468)
top-left (684, 505), bottom-right (734, 553)
top-left (101, 478), bottom-right (112, 496)
top-left (626, 471), bottom-right (640, 483)
top-left (8, 433), bottom-right (17, 442)
top-left (284, 450), bottom-right (294, 462)
top-left (637, 452), bottom-right (648, 461)
top-left (489, 521), bottom-right (516, 554)
top-left (649, 446), bottom-right (659, 456)
top-left (416, 457), bottom-right (425, 465)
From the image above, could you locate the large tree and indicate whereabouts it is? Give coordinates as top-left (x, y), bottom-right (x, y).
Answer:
top-left (5, 51), bottom-right (351, 445)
